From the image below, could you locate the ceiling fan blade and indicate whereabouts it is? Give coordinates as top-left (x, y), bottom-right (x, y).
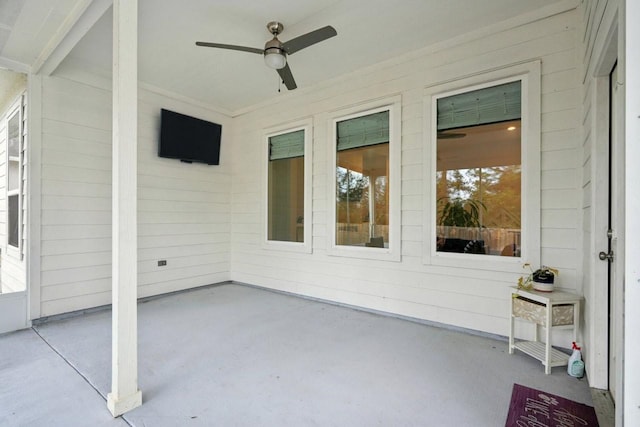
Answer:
top-left (277, 63), bottom-right (297, 90)
top-left (195, 42), bottom-right (264, 55)
top-left (281, 26), bottom-right (337, 55)
top-left (437, 132), bottom-right (466, 139)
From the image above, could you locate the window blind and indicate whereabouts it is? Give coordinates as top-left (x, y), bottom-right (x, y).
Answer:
top-left (337, 110), bottom-right (389, 151)
top-left (269, 130), bottom-right (304, 160)
top-left (437, 81), bottom-right (521, 130)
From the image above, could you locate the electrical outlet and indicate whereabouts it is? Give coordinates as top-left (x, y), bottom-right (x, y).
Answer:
top-left (158, 260), bottom-right (167, 266)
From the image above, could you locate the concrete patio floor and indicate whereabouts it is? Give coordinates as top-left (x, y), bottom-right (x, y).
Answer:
top-left (1, 283), bottom-right (595, 426)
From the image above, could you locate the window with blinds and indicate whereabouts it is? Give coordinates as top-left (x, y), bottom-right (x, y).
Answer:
top-left (267, 129), bottom-right (306, 243)
top-left (435, 80), bottom-right (522, 257)
top-left (335, 110), bottom-right (390, 248)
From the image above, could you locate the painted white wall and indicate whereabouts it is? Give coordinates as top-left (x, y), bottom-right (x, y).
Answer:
top-left (230, 8), bottom-right (582, 341)
top-left (36, 75), bottom-right (233, 317)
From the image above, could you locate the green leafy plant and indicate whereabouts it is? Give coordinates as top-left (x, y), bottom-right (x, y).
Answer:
top-left (437, 197), bottom-right (486, 228)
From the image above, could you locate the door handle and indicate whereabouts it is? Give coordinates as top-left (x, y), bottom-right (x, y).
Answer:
top-left (599, 251), bottom-right (614, 261)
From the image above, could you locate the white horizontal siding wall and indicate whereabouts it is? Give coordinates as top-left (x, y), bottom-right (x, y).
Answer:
top-left (231, 7), bottom-right (582, 339)
top-left (39, 76), bottom-right (232, 317)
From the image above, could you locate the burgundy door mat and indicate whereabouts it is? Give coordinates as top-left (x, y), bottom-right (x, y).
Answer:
top-left (505, 383), bottom-right (599, 426)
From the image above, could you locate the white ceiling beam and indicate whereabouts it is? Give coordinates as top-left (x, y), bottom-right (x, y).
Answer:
top-left (33, 0), bottom-right (113, 76)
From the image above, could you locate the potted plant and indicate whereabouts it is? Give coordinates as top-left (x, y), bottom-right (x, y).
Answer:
top-left (437, 197), bottom-right (485, 229)
top-left (517, 263), bottom-right (559, 292)
top-left (437, 197), bottom-right (487, 254)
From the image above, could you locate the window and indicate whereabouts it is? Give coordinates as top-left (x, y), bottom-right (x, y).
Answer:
top-left (425, 61), bottom-right (541, 268)
top-left (336, 111), bottom-right (389, 247)
top-left (328, 97), bottom-right (401, 261)
top-left (436, 81), bottom-right (522, 257)
top-left (6, 99), bottom-right (24, 253)
top-left (264, 120), bottom-right (312, 252)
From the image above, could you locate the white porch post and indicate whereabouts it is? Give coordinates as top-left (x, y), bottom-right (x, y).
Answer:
top-left (107, 0), bottom-right (142, 417)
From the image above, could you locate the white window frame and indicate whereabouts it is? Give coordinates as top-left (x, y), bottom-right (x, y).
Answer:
top-left (262, 118), bottom-right (313, 253)
top-left (5, 96), bottom-right (24, 259)
top-left (423, 61), bottom-right (541, 271)
top-left (327, 96), bottom-right (401, 262)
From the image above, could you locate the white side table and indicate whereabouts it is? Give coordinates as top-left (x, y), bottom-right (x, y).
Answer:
top-left (508, 287), bottom-right (582, 374)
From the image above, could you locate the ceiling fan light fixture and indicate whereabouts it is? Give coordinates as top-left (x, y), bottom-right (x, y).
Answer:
top-left (264, 48), bottom-right (286, 69)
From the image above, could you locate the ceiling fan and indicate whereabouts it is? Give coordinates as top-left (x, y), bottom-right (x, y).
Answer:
top-left (196, 21), bottom-right (337, 91)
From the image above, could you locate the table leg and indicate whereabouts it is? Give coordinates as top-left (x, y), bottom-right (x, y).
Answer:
top-left (572, 300), bottom-right (580, 344)
top-left (545, 302), bottom-right (552, 374)
top-left (509, 297), bottom-right (515, 354)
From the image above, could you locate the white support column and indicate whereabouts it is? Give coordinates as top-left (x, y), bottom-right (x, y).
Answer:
top-left (27, 74), bottom-right (43, 321)
top-left (107, 0), bottom-right (141, 417)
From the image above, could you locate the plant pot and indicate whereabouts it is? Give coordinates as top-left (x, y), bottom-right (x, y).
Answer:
top-left (533, 269), bottom-right (555, 292)
top-left (533, 281), bottom-right (554, 292)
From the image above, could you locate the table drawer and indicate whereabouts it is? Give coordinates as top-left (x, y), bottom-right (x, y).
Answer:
top-left (512, 296), bottom-right (574, 327)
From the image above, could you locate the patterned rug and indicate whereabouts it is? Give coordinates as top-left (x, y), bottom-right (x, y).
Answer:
top-left (505, 383), bottom-right (599, 426)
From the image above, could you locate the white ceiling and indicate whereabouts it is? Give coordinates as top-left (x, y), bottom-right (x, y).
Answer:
top-left (1, 0), bottom-right (568, 114)
top-left (0, 0), bottom-right (80, 69)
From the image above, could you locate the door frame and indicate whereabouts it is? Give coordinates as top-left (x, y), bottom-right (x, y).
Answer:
top-left (590, 19), bottom-right (620, 391)
top-left (590, 18), bottom-right (627, 427)
top-left (607, 62), bottom-right (625, 404)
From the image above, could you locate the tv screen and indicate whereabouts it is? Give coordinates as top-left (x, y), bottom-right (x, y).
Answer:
top-left (159, 109), bottom-right (222, 165)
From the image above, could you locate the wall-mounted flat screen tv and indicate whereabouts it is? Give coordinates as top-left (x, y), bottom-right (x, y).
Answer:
top-left (159, 109), bottom-right (222, 165)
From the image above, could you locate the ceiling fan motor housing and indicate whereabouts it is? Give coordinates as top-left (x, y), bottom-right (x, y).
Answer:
top-left (264, 37), bottom-right (284, 54)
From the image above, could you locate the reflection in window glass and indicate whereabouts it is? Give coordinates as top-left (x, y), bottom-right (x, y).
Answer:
top-left (336, 111), bottom-right (389, 248)
top-left (7, 112), bottom-right (19, 192)
top-left (268, 130), bottom-right (304, 242)
top-left (436, 81), bottom-right (522, 256)
top-left (8, 195), bottom-right (19, 247)
top-left (7, 107), bottom-right (22, 250)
